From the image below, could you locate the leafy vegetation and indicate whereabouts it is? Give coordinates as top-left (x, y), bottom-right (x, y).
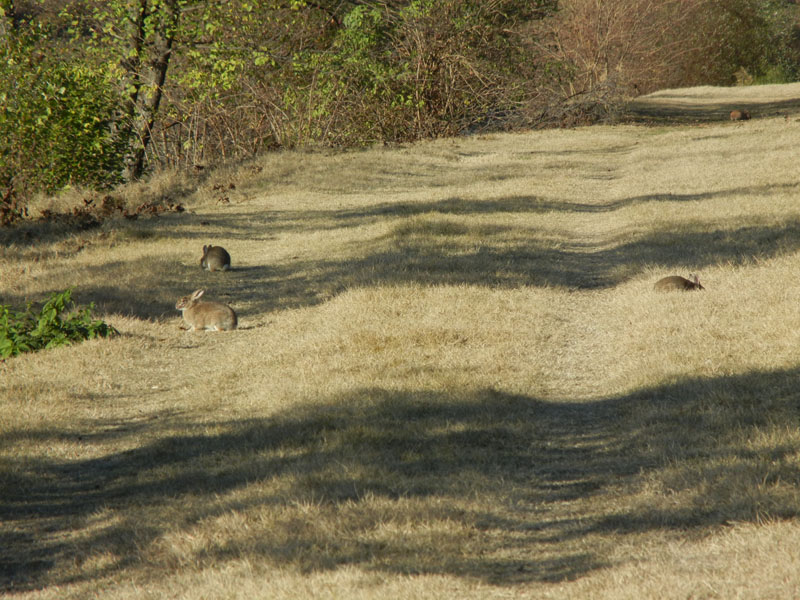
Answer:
top-left (0, 288), bottom-right (118, 358)
top-left (0, 0), bottom-right (798, 204)
top-left (0, 16), bottom-right (125, 198)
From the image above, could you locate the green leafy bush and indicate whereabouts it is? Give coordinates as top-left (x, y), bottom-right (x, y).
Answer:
top-left (0, 289), bottom-right (118, 359)
top-left (2, 0), bottom-right (797, 190)
top-left (0, 19), bottom-right (125, 199)
top-left (272, 0), bottom-right (556, 146)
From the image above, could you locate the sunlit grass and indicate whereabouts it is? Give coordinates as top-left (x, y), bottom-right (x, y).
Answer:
top-left (2, 85), bottom-right (800, 598)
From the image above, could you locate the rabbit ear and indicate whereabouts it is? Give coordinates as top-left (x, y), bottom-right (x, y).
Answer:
top-left (202, 245), bottom-right (209, 253)
top-left (191, 289), bottom-right (205, 300)
top-left (694, 274), bottom-right (700, 285)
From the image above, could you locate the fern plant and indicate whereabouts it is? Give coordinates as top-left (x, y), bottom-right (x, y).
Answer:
top-left (0, 289), bottom-right (118, 359)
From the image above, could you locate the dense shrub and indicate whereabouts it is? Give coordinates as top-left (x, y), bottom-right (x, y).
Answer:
top-left (0, 19), bottom-right (125, 198)
top-left (167, 0), bottom-right (558, 152)
top-left (278, 1), bottom-right (556, 143)
top-left (147, 0), bottom-right (800, 164)
top-left (1, 0), bottom-right (798, 204)
top-left (534, 0), bottom-right (800, 107)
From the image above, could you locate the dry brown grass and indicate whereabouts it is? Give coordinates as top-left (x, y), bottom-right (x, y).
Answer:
top-left (3, 84), bottom-right (800, 599)
top-left (627, 80), bottom-right (800, 122)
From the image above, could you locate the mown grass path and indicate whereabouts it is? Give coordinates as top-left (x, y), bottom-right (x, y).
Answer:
top-left (3, 84), bottom-right (800, 598)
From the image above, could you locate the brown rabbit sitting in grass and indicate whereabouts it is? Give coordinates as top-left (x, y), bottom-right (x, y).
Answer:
top-left (730, 109), bottom-right (751, 121)
top-left (654, 274), bottom-right (705, 292)
top-left (176, 289), bottom-right (237, 331)
top-left (200, 244), bottom-right (231, 271)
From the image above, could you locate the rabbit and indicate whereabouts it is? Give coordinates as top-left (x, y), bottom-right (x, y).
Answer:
top-left (200, 244), bottom-right (231, 271)
top-left (730, 109), bottom-right (750, 121)
top-left (175, 289), bottom-right (237, 331)
top-left (654, 274), bottom-right (705, 292)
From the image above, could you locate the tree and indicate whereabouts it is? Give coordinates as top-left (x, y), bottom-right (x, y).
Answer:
top-left (80, 0), bottom-right (182, 180)
top-left (0, 1), bottom-right (125, 197)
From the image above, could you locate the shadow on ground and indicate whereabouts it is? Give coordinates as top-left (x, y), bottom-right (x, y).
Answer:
top-left (2, 367), bottom-right (799, 590)
top-left (151, 182), bottom-right (798, 236)
top-left (624, 96), bottom-right (800, 124)
top-left (4, 183), bottom-right (799, 320)
top-left (120, 192), bottom-right (800, 312)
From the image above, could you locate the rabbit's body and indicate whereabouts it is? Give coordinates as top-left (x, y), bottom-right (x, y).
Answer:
top-left (176, 289), bottom-right (237, 331)
top-left (730, 109), bottom-right (751, 121)
top-left (200, 245), bottom-right (231, 271)
top-left (654, 275), bottom-right (705, 292)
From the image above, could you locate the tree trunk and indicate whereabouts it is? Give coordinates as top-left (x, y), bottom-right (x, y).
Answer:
top-left (121, 0), bottom-right (180, 181)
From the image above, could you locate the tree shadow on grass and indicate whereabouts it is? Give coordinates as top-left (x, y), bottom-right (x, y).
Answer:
top-left (148, 181), bottom-right (799, 238)
top-left (316, 182), bottom-right (798, 223)
top-left (168, 180), bottom-right (800, 297)
top-left (624, 96), bottom-right (800, 125)
top-left (205, 208), bottom-right (800, 304)
top-left (4, 175), bottom-right (800, 321)
top-left (2, 368), bottom-right (799, 590)
top-left (4, 209), bottom-right (799, 322)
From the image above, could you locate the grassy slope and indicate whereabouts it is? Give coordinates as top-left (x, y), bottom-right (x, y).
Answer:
top-left (2, 88), bottom-right (800, 598)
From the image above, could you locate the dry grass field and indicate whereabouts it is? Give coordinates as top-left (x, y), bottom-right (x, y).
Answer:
top-left (3, 84), bottom-right (800, 599)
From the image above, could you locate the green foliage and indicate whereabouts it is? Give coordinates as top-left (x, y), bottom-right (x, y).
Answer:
top-left (0, 19), bottom-right (125, 197)
top-left (748, 0), bottom-right (800, 83)
top-left (283, 5), bottom-right (398, 143)
top-left (752, 65), bottom-right (796, 86)
top-left (276, 0), bottom-right (556, 145)
top-left (1, 0), bottom-right (797, 190)
top-left (683, 0), bottom-right (800, 86)
top-left (0, 289), bottom-right (118, 359)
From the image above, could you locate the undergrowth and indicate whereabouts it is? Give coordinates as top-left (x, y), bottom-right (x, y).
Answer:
top-left (0, 288), bottom-right (118, 359)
